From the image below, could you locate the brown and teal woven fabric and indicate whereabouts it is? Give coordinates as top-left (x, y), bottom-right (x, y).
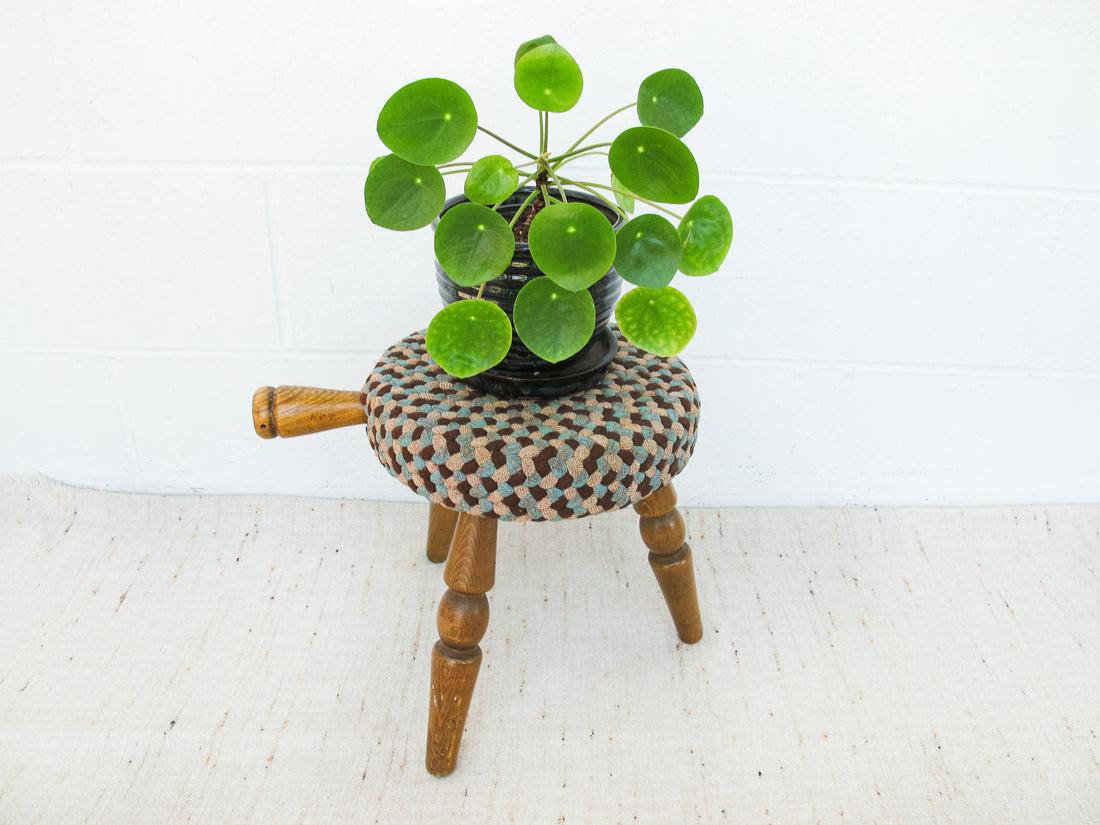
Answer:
top-left (363, 331), bottom-right (700, 522)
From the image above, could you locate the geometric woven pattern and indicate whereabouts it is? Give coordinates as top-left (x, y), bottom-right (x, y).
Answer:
top-left (363, 330), bottom-right (700, 522)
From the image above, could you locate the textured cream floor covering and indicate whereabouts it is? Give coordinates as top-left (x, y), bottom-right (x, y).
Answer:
top-left (1, 476), bottom-right (1097, 824)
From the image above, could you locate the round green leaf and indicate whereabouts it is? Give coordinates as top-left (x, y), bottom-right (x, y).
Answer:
top-left (608, 126), bottom-right (699, 204)
top-left (514, 43), bottom-right (583, 113)
top-left (425, 299), bottom-right (512, 378)
top-left (528, 202), bottom-right (616, 291)
top-left (515, 34), bottom-right (557, 67)
top-left (377, 78), bottom-right (477, 166)
top-left (614, 214), bottom-right (681, 288)
top-left (611, 173), bottom-right (635, 214)
top-left (678, 195), bottom-right (732, 276)
top-left (513, 277), bottom-right (596, 363)
top-left (464, 155), bottom-right (520, 204)
top-left (364, 154), bottom-right (446, 231)
top-left (434, 203), bottom-right (516, 287)
top-left (637, 69), bottom-right (704, 138)
top-left (615, 286), bottom-right (697, 357)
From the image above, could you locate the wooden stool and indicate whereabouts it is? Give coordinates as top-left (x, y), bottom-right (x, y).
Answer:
top-left (253, 330), bottom-right (703, 776)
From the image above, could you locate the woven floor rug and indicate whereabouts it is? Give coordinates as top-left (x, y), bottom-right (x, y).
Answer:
top-left (1, 476), bottom-right (1097, 823)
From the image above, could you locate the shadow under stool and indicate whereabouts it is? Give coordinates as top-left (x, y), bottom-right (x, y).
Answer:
top-left (253, 330), bottom-right (704, 776)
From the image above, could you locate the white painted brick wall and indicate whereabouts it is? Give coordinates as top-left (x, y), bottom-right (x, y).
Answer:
top-left (2, 1), bottom-right (1098, 505)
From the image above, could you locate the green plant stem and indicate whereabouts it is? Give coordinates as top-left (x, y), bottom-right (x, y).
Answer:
top-left (548, 142), bottom-right (613, 166)
top-left (563, 102), bottom-right (636, 155)
top-left (477, 125), bottom-right (539, 160)
top-left (507, 188), bottom-right (540, 229)
top-left (549, 150), bottom-right (608, 169)
top-left (492, 171), bottom-right (540, 214)
top-left (501, 171), bottom-right (543, 207)
top-left (552, 178), bottom-right (622, 217)
top-left (545, 167), bottom-right (569, 203)
top-left (556, 177), bottom-right (685, 220)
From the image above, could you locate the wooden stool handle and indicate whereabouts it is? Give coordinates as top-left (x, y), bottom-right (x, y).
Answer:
top-left (252, 385), bottom-right (367, 438)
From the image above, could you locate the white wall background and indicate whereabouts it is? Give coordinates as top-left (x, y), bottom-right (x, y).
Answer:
top-left (2, 0), bottom-right (1098, 507)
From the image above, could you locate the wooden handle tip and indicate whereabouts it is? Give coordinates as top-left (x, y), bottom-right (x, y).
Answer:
top-left (252, 386), bottom-right (277, 438)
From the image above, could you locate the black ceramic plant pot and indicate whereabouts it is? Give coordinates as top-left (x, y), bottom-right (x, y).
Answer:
top-left (434, 187), bottom-right (625, 398)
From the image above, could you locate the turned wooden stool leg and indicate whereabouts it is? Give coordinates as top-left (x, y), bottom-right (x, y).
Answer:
top-left (426, 503), bottom-right (459, 564)
top-left (426, 513), bottom-right (497, 776)
top-left (634, 483), bottom-right (704, 644)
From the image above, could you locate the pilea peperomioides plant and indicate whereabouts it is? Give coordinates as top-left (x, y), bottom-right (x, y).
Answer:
top-left (364, 34), bottom-right (732, 379)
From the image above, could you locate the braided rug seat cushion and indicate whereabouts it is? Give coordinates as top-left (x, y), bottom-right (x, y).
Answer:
top-left (363, 331), bottom-right (700, 522)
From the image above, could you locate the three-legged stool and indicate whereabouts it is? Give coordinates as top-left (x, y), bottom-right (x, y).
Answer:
top-left (253, 330), bottom-right (703, 776)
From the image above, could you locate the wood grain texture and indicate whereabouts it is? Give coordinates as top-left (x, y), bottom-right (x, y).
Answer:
top-left (436, 590), bottom-right (490, 650)
top-left (634, 483), bottom-right (677, 518)
top-left (426, 643), bottom-right (482, 777)
top-left (638, 508), bottom-right (687, 556)
top-left (427, 512), bottom-right (498, 776)
top-left (251, 385), bottom-right (367, 438)
top-left (426, 503), bottom-right (459, 564)
top-left (444, 515), bottom-right (497, 594)
top-left (647, 546), bottom-right (704, 644)
top-left (636, 483), bottom-right (704, 644)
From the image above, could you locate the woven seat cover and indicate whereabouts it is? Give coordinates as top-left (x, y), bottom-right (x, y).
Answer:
top-left (363, 331), bottom-right (700, 522)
